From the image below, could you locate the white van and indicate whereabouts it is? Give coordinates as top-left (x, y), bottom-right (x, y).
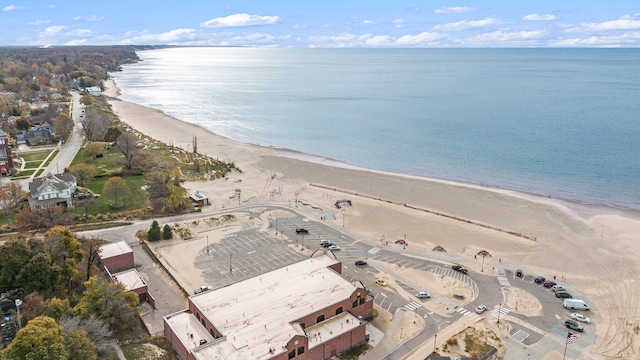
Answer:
top-left (563, 299), bottom-right (590, 310)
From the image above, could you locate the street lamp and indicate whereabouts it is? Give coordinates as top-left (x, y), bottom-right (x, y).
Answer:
top-left (497, 303), bottom-right (502, 323)
top-left (206, 235), bottom-right (209, 255)
top-left (481, 254), bottom-right (485, 272)
top-left (433, 333), bottom-right (437, 353)
top-left (15, 298), bottom-right (22, 329)
top-left (342, 208), bottom-right (346, 227)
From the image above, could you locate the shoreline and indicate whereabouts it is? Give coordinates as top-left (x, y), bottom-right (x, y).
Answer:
top-left (106, 76), bottom-right (638, 222)
top-left (104, 77), bottom-right (640, 359)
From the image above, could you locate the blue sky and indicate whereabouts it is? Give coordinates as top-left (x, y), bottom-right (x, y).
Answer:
top-left (2, 1), bottom-right (640, 47)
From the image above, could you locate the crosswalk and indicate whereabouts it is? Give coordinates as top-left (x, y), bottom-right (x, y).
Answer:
top-left (404, 301), bottom-right (422, 311)
top-left (497, 276), bottom-right (511, 286)
top-left (368, 247), bottom-right (381, 255)
top-left (456, 307), bottom-right (473, 316)
top-left (491, 307), bottom-right (510, 318)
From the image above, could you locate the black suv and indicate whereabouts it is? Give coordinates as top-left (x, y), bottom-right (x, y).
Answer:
top-left (565, 319), bottom-right (584, 332)
top-left (534, 276), bottom-right (545, 284)
top-left (452, 265), bottom-right (468, 274)
top-left (355, 260), bottom-right (368, 266)
top-left (295, 228), bottom-right (309, 234)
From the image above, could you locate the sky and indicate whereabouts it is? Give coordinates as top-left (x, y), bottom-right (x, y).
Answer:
top-left (1, 1), bottom-right (640, 47)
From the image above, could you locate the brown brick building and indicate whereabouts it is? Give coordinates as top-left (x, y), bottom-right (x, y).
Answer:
top-left (164, 251), bottom-right (373, 360)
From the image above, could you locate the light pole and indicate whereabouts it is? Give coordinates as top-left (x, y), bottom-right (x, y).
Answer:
top-left (433, 333), bottom-right (437, 353)
top-left (497, 303), bottom-right (501, 323)
top-left (15, 298), bottom-right (22, 329)
top-left (481, 254), bottom-right (485, 272)
top-left (342, 208), bottom-right (346, 227)
top-left (275, 219), bottom-right (278, 235)
top-left (229, 253), bottom-right (232, 273)
top-left (206, 235), bottom-right (209, 255)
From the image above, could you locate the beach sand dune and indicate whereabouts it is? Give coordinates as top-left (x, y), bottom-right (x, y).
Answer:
top-left (104, 79), bottom-right (640, 359)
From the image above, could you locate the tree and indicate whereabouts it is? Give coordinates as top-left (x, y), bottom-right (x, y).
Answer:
top-left (162, 224), bottom-right (173, 240)
top-left (15, 207), bottom-right (74, 231)
top-left (103, 126), bottom-right (122, 143)
top-left (165, 185), bottom-right (188, 213)
top-left (115, 131), bottom-right (140, 170)
top-left (0, 182), bottom-right (25, 224)
top-left (15, 117), bottom-right (31, 131)
top-left (68, 163), bottom-right (96, 186)
top-left (148, 220), bottom-right (161, 242)
top-left (58, 315), bottom-right (112, 343)
top-left (43, 298), bottom-right (73, 319)
top-left (1, 316), bottom-right (68, 360)
top-left (44, 226), bottom-right (84, 293)
top-left (74, 277), bottom-right (140, 333)
top-left (83, 142), bottom-right (103, 160)
top-left (51, 113), bottom-right (74, 141)
top-left (0, 240), bottom-right (33, 292)
top-left (15, 252), bottom-right (57, 294)
top-left (102, 176), bottom-right (129, 206)
top-left (80, 238), bottom-right (104, 281)
top-left (63, 329), bottom-right (97, 360)
top-left (80, 108), bottom-right (110, 141)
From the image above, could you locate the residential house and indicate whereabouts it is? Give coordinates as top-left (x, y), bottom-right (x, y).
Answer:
top-left (0, 129), bottom-right (13, 175)
top-left (28, 172), bottom-right (77, 210)
top-left (25, 122), bottom-right (56, 145)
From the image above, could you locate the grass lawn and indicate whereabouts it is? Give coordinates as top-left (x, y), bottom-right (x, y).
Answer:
top-left (19, 150), bottom-right (52, 162)
top-left (70, 143), bottom-right (124, 176)
top-left (79, 175), bottom-right (148, 216)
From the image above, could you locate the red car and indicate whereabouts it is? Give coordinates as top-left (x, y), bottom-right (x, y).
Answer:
top-left (543, 280), bottom-right (556, 288)
top-left (395, 239), bottom-right (406, 245)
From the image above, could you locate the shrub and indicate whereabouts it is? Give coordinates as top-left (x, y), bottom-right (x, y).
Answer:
top-left (147, 220), bottom-right (161, 242)
top-left (161, 224), bottom-right (173, 240)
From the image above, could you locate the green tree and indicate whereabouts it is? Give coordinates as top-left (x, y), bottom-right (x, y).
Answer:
top-left (1, 316), bottom-right (68, 360)
top-left (63, 329), bottom-right (97, 360)
top-left (15, 117), bottom-right (31, 131)
top-left (148, 220), bottom-right (161, 242)
top-left (74, 277), bottom-right (140, 333)
top-left (83, 142), bottom-right (103, 160)
top-left (0, 240), bottom-right (33, 292)
top-left (68, 163), bottom-right (97, 186)
top-left (15, 252), bottom-right (57, 294)
top-left (44, 226), bottom-right (84, 293)
top-left (102, 176), bottom-right (130, 205)
top-left (103, 126), bottom-right (122, 143)
top-left (162, 224), bottom-right (173, 240)
top-left (165, 185), bottom-right (188, 213)
top-left (44, 298), bottom-right (73, 319)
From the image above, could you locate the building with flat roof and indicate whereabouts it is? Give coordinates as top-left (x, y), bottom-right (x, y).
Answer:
top-left (99, 241), bottom-right (134, 273)
top-left (164, 251), bottom-right (373, 360)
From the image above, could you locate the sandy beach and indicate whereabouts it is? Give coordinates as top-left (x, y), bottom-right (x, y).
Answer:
top-left (104, 78), bottom-right (640, 359)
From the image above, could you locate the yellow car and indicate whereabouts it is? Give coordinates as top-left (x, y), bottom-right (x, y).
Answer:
top-left (375, 279), bottom-right (387, 287)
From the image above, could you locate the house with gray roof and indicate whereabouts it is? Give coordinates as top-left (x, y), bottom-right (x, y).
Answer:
top-left (28, 172), bottom-right (77, 210)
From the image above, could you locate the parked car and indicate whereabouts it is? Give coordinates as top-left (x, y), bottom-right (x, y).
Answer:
top-left (543, 280), bottom-right (557, 288)
top-left (571, 313), bottom-right (591, 324)
top-left (328, 244), bottom-right (340, 250)
top-left (194, 285), bottom-right (213, 294)
top-left (475, 305), bottom-right (487, 314)
top-left (395, 239), bottom-right (406, 245)
top-left (552, 285), bottom-right (566, 292)
top-left (355, 260), bottom-right (368, 266)
top-left (295, 228), bottom-right (309, 234)
top-left (555, 291), bottom-right (572, 298)
top-left (416, 291), bottom-right (431, 299)
top-left (375, 279), bottom-right (387, 287)
top-left (516, 269), bottom-right (523, 277)
top-left (366, 289), bottom-right (375, 299)
top-left (320, 239), bottom-right (330, 245)
top-left (452, 265), bottom-right (468, 274)
top-left (534, 276), bottom-right (546, 284)
top-left (565, 319), bottom-right (584, 332)
top-left (322, 242), bottom-right (334, 248)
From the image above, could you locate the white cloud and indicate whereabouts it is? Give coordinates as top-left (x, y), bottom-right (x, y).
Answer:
top-left (67, 29), bottom-right (92, 36)
top-left (292, 24), bottom-right (308, 29)
top-left (26, 20), bottom-right (52, 26)
top-left (411, 4), bottom-right (421, 12)
top-left (73, 15), bottom-right (104, 22)
top-left (523, 14), bottom-right (557, 21)
top-left (42, 26), bottom-right (67, 36)
top-left (581, 18), bottom-right (640, 31)
top-left (3, 5), bottom-right (26, 11)
top-left (433, 18), bottom-right (499, 31)
top-left (550, 32), bottom-right (640, 47)
top-left (47, 4), bottom-right (55, 9)
top-left (434, 6), bottom-right (477, 14)
top-left (200, 13), bottom-right (279, 28)
top-left (121, 29), bottom-right (197, 44)
top-left (469, 30), bottom-right (546, 42)
top-left (309, 31), bottom-right (447, 48)
top-left (393, 18), bottom-right (405, 28)
top-left (362, 20), bottom-right (374, 25)
top-left (64, 39), bottom-right (88, 46)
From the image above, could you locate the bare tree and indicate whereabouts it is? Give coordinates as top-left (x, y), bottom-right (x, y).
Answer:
top-left (115, 131), bottom-right (140, 170)
top-left (0, 183), bottom-right (25, 224)
top-left (80, 108), bottom-right (110, 141)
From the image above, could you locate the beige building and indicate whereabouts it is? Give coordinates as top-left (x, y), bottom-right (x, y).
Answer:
top-left (164, 251), bottom-right (373, 360)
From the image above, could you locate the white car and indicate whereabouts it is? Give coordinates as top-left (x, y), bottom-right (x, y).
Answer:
top-left (416, 291), bottom-right (431, 299)
top-left (328, 244), bottom-right (340, 250)
top-left (570, 312), bottom-right (591, 324)
top-left (552, 285), bottom-right (566, 292)
top-left (475, 305), bottom-right (487, 314)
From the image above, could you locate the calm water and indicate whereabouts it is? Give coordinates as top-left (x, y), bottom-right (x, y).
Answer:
top-left (112, 47), bottom-right (640, 210)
